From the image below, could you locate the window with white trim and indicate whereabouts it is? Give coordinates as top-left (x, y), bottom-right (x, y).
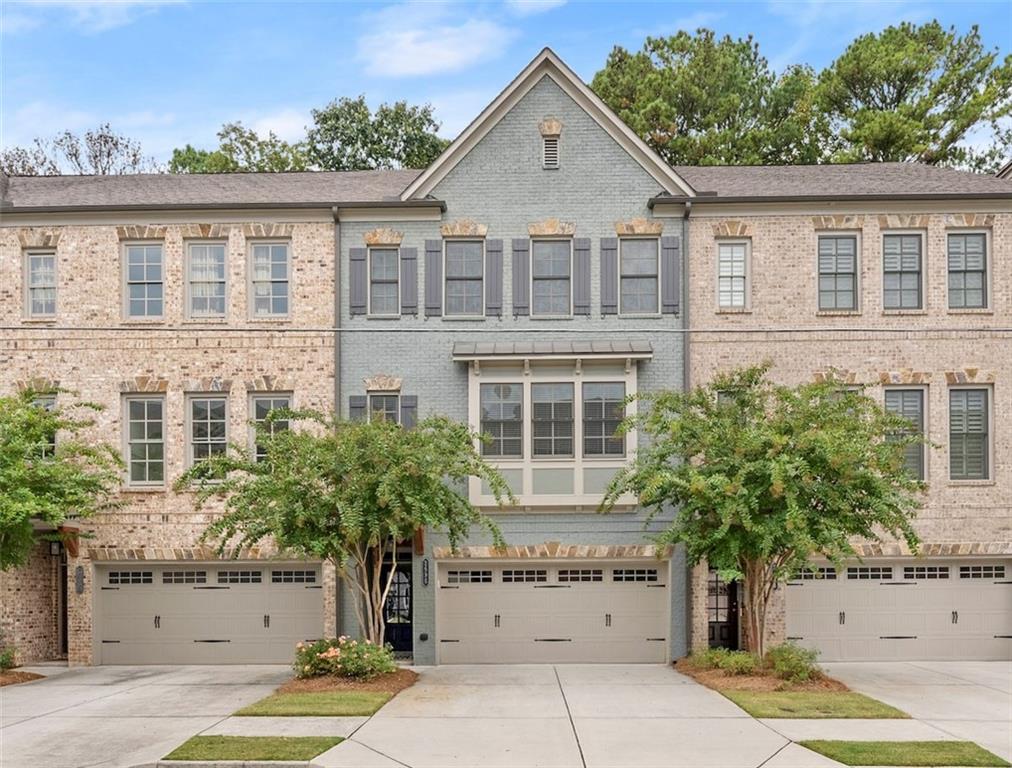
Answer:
top-left (250, 242), bottom-right (290, 317)
top-left (582, 383), bottom-right (625, 457)
top-left (883, 234), bottom-right (922, 310)
top-left (251, 394), bottom-right (291, 461)
top-left (369, 393), bottom-right (399, 424)
top-left (125, 243), bottom-right (164, 318)
top-left (531, 240), bottom-right (571, 316)
top-left (187, 242), bottom-right (227, 318)
top-left (620, 239), bottom-right (659, 314)
top-left (188, 396), bottom-right (227, 468)
top-left (480, 383), bottom-right (522, 457)
top-left (817, 235), bottom-right (857, 310)
top-left (368, 248), bottom-right (399, 316)
top-left (532, 383), bottom-right (574, 457)
top-left (949, 388), bottom-right (989, 480)
top-left (444, 240), bottom-right (483, 316)
top-left (717, 242), bottom-right (748, 308)
top-left (125, 396), bottom-right (165, 486)
top-left (25, 251), bottom-right (57, 318)
top-left (948, 233), bottom-right (987, 309)
top-left (884, 388), bottom-right (925, 481)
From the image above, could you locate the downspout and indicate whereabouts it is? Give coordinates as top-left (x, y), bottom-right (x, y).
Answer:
top-left (331, 207), bottom-right (341, 416)
top-left (682, 201), bottom-right (691, 395)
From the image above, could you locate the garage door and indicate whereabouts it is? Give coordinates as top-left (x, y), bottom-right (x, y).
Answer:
top-left (436, 561), bottom-right (670, 663)
top-left (97, 563), bottom-right (323, 664)
top-left (786, 560), bottom-right (1012, 661)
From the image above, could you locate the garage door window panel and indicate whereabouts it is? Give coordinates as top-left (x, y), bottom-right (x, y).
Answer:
top-left (904, 566), bottom-right (949, 580)
top-left (108, 571), bottom-right (152, 585)
top-left (614, 568), bottom-right (658, 583)
top-left (502, 569), bottom-right (547, 583)
top-left (446, 570), bottom-right (492, 584)
top-left (163, 570), bottom-right (207, 584)
top-left (272, 570), bottom-right (316, 583)
top-left (797, 567), bottom-right (837, 580)
top-left (949, 388), bottom-right (990, 481)
top-left (558, 569), bottom-right (603, 583)
top-left (847, 566), bottom-right (893, 580)
top-left (125, 397), bottom-right (165, 486)
top-left (960, 565), bottom-right (1005, 579)
top-left (218, 570), bottom-right (262, 584)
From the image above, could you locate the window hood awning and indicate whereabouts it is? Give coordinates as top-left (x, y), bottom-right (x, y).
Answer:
top-left (452, 339), bottom-right (653, 362)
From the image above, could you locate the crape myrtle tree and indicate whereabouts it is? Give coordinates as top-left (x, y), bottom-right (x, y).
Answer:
top-left (177, 410), bottom-right (512, 645)
top-left (0, 390), bottom-right (121, 571)
top-left (603, 365), bottom-right (925, 657)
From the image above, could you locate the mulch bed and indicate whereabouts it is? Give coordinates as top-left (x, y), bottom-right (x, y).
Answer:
top-left (277, 668), bottom-right (418, 695)
top-left (674, 659), bottom-right (848, 693)
top-left (0, 670), bottom-right (45, 687)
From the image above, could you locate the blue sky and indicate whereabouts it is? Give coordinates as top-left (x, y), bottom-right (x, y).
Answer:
top-left (2, 0), bottom-right (1009, 164)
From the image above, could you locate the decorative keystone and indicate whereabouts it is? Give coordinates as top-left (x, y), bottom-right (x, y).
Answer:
top-left (811, 215), bottom-right (864, 230)
top-left (528, 218), bottom-right (575, 237)
top-left (119, 376), bottom-right (170, 393)
top-left (614, 218), bottom-right (664, 236)
top-left (538, 117), bottom-right (563, 137)
top-left (441, 219), bottom-right (488, 238)
top-left (877, 214), bottom-right (928, 230)
top-left (16, 228), bottom-right (62, 249)
top-left (876, 370), bottom-right (933, 385)
top-left (116, 225), bottom-right (167, 240)
top-left (363, 228), bottom-right (403, 246)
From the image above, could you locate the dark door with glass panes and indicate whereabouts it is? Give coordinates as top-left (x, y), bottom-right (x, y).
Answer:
top-left (708, 568), bottom-right (739, 650)
top-left (381, 562), bottom-right (413, 654)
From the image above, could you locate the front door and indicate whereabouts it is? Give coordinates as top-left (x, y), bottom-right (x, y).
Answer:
top-left (708, 569), bottom-right (739, 650)
top-left (382, 563), bottom-right (413, 654)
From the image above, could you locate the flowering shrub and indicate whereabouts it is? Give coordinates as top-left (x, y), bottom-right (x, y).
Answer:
top-left (294, 636), bottom-right (398, 680)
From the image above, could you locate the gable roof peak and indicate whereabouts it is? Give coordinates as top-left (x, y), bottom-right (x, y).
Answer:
top-left (400, 47), bottom-right (694, 200)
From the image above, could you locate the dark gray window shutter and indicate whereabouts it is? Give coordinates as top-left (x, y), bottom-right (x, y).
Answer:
top-left (573, 238), bottom-right (591, 315)
top-left (600, 237), bottom-right (618, 315)
top-left (400, 395), bottom-right (418, 429)
top-left (485, 239), bottom-right (503, 317)
top-left (661, 236), bottom-right (681, 315)
top-left (349, 248), bottom-right (367, 316)
top-left (400, 247), bottom-right (417, 315)
top-left (424, 240), bottom-right (442, 317)
top-left (512, 239), bottom-right (530, 316)
top-left (349, 395), bottom-right (367, 422)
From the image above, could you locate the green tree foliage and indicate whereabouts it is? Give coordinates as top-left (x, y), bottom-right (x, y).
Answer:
top-left (177, 411), bottom-right (512, 644)
top-left (0, 391), bottom-right (121, 571)
top-left (168, 122), bottom-right (308, 173)
top-left (603, 365), bottom-right (924, 656)
top-left (818, 22), bottom-right (1012, 171)
top-left (306, 96), bottom-right (450, 170)
top-left (591, 31), bottom-right (829, 165)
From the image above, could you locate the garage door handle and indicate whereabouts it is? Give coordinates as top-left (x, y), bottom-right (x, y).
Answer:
top-left (605, 613), bottom-right (611, 627)
top-left (951, 610), bottom-right (958, 624)
top-left (263, 614), bottom-right (270, 628)
top-left (646, 638), bottom-right (666, 642)
top-left (995, 635), bottom-right (1012, 639)
top-left (786, 636), bottom-right (803, 640)
top-left (154, 615), bottom-right (160, 629)
top-left (839, 611), bottom-right (845, 625)
top-left (494, 614), bottom-right (500, 628)
top-left (193, 639), bottom-right (231, 643)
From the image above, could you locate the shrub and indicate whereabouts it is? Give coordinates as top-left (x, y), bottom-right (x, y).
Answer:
top-left (0, 647), bottom-right (15, 672)
top-left (766, 642), bottom-right (820, 682)
top-left (687, 648), bottom-right (759, 675)
top-left (294, 636), bottom-right (397, 680)
top-left (687, 647), bottom-right (729, 670)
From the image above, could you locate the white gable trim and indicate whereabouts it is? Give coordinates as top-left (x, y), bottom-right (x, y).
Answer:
top-left (400, 48), bottom-right (695, 201)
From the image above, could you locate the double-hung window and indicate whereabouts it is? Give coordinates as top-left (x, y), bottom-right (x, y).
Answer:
top-left (25, 251), bottom-right (57, 318)
top-left (251, 394), bottom-right (291, 461)
top-left (445, 241), bottom-right (483, 316)
top-left (125, 244), bottom-right (164, 319)
top-left (947, 233), bottom-right (987, 309)
top-left (480, 384), bottom-right (522, 457)
top-left (368, 248), bottom-right (399, 316)
top-left (369, 393), bottom-right (399, 423)
top-left (125, 397), bottom-right (165, 486)
top-left (250, 242), bottom-right (290, 317)
top-left (620, 239), bottom-right (659, 314)
top-left (717, 242), bottom-right (748, 309)
top-left (949, 389), bottom-right (989, 481)
top-left (882, 234), bottom-right (922, 310)
top-left (884, 389), bottom-right (925, 480)
top-left (532, 383), bottom-right (574, 457)
top-left (188, 396), bottom-right (227, 468)
top-left (818, 235), bottom-right (857, 310)
top-left (187, 243), bottom-right (227, 318)
top-left (583, 383), bottom-right (625, 457)
top-left (531, 240), bottom-right (571, 316)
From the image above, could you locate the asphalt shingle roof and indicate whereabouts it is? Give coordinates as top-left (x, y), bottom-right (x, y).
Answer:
top-left (1, 169), bottom-right (422, 210)
top-left (670, 162), bottom-right (1012, 199)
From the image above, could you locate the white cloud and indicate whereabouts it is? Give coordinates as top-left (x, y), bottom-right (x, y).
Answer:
top-left (505, 0), bottom-right (566, 17)
top-left (357, 4), bottom-right (517, 77)
top-left (3, 0), bottom-right (182, 35)
top-left (426, 88), bottom-right (501, 139)
top-left (248, 108), bottom-right (309, 143)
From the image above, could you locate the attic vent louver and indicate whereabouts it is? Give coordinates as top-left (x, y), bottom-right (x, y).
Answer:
top-left (543, 136), bottom-right (560, 169)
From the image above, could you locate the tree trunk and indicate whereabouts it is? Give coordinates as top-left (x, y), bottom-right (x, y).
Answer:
top-left (740, 557), bottom-right (769, 658)
top-left (337, 541), bottom-right (402, 646)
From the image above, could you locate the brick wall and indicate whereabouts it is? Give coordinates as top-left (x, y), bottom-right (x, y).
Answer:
top-left (0, 542), bottom-right (60, 664)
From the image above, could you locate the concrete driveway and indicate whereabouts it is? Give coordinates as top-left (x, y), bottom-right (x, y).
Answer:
top-left (318, 664), bottom-right (792, 768)
top-left (823, 660), bottom-right (1012, 762)
top-left (0, 664), bottom-right (291, 768)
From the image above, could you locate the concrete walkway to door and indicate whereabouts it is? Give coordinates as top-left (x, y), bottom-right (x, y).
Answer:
top-left (317, 664), bottom-right (793, 768)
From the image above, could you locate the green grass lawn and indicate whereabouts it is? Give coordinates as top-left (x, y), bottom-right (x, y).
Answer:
top-left (722, 691), bottom-right (908, 719)
top-left (235, 690), bottom-right (392, 716)
top-left (799, 740), bottom-right (1011, 767)
top-left (164, 736), bottom-right (342, 761)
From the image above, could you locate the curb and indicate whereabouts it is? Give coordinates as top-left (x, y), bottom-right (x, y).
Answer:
top-left (131, 762), bottom-right (321, 768)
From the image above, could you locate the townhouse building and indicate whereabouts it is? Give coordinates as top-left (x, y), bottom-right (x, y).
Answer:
top-left (1, 49), bottom-right (1009, 667)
